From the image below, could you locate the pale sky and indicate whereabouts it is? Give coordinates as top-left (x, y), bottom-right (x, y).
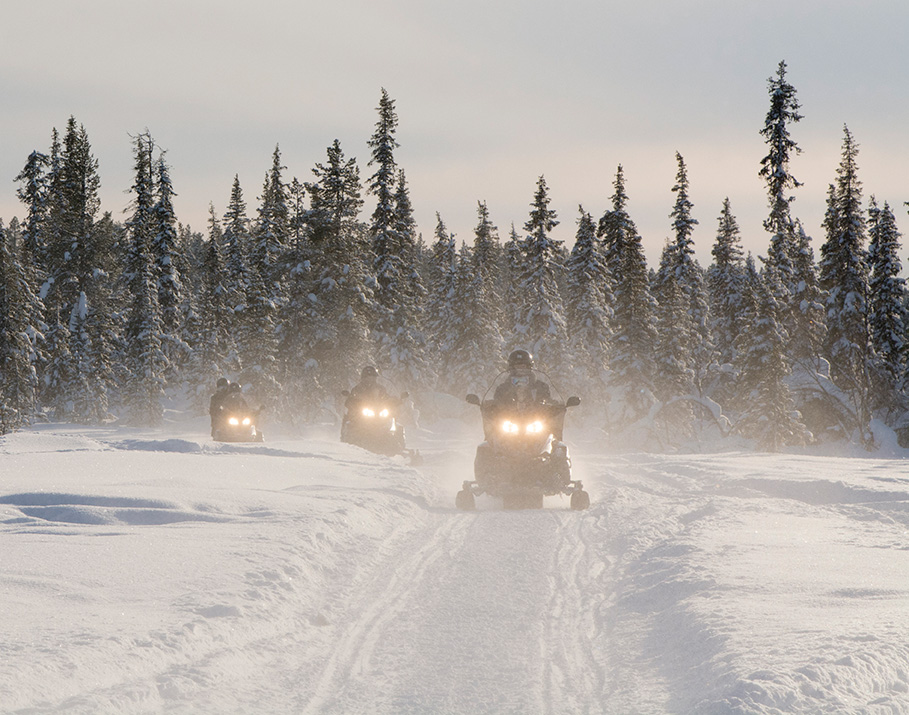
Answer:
top-left (3, 0), bottom-right (909, 266)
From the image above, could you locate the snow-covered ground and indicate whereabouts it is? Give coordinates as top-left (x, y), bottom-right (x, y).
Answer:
top-left (3, 411), bottom-right (909, 714)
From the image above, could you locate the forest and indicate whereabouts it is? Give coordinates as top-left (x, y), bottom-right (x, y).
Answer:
top-left (0, 61), bottom-right (907, 452)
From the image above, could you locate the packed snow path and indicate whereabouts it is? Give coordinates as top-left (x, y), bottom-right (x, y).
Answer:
top-left (2, 422), bottom-right (909, 713)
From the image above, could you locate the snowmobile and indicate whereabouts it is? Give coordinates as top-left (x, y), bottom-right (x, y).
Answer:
top-left (213, 409), bottom-right (265, 443)
top-left (341, 378), bottom-right (418, 461)
top-left (457, 370), bottom-right (589, 510)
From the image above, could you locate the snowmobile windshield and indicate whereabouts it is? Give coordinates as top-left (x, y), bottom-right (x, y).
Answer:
top-left (481, 369), bottom-right (564, 407)
top-left (346, 376), bottom-right (404, 412)
top-left (477, 369), bottom-right (568, 442)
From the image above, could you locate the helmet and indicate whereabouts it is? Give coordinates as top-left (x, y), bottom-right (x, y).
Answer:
top-left (216, 377), bottom-right (230, 389)
top-left (507, 349), bottom-right (534, 370)
top-left (361, 366), bottom-right (379, 379)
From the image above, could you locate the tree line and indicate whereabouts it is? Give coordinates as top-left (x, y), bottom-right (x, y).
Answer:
top-left (1, 62), bottom-right (907, 451)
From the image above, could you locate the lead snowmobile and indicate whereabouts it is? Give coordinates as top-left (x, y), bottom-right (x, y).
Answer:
top-left (457, 368), bottom-right (589, 510)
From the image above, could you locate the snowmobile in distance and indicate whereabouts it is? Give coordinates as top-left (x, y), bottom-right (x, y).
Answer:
top-left (341, 397), bottom-right (406, 456)
top-left (213, 409), bottom-right (265, 443)
top-left (341, 372), bottom-right (420, 462)
top-left (457, 370), bottom-right (589, 510)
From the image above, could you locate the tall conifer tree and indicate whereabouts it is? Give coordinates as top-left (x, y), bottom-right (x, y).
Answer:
top-left (735, 269), bottom-right (809, 450)
top-left (707, 198), bottom-right (746, 366)
top-left (152, 152), bottom-right (188, 377)
top-left (424, 214), bottom-right (459, 389)
top-left (564, 207), bottom-right (611, 391)
top-left (298, 139), bottom-right (372, 405)
top-left (122, 132), bottom-right (166, 425)
top-left (867, 199), bottom-right (908, 411)
top-left (0, 220), bottom-right (42, 431)
top-left (759, 60), bottom-right (803, 307)
top-left (599, 166), bottom-right (658, 424)
top-left (514, 176), bottom-right (568, 373)
top-left (819, 126), bottom-right (872, 442)
top-left (192, 206), bottom-right (236, 409)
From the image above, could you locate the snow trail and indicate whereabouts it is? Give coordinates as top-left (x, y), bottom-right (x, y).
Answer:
top-left (301, 505), bottom-right (609, 714)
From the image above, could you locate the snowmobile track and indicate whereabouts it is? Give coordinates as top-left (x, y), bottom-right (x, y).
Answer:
top-left (300, 506), bottom-right (611, 714)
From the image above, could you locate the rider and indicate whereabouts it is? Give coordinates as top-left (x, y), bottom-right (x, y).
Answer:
top-left (209, 377), bottom-right (231, 437)
top-left (222, 382), bottom-right (250, 413)
top-left (345, 366), bottom-right (393, 410)
top-left (493, 349), bottom-right (552, 406)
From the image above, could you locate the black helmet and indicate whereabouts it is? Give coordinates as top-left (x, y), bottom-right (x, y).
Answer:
top-left (216, 377), bottom-right (230, 389)
top-left (361, 366), bottom-right (379, 379)
top-left (507, 349), bottom-right (534, 370)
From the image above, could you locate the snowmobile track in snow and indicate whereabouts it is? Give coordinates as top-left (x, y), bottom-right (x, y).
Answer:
top-left (299, 506), bottom-right (611, 715)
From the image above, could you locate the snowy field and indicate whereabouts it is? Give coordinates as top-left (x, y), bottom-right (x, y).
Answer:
top-left (3, 411), bottom-right (909, 714)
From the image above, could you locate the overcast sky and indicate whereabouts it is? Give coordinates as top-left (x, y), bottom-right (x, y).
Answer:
top-left (3, 0), bottom-right (909, 266)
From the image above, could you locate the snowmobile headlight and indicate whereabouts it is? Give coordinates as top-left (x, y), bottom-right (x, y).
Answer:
top-left (525, 420), bottom-right (544, 434)
top-left (379, 408), bottom-right (389, 418)
top-left (362, 407), bottom-right (375, 417)
top-left (242, 417), bottom-right (252, 426)
top-left (502, 420), bottom-right (520, 434)
top-left (228, 417), bottom-right (240, 426)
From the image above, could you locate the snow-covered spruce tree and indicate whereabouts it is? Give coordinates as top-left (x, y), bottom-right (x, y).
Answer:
top-left (76, 212), bottom-right (120, 424)
top-left (173, 224), bottom-right (204, 377)
top-left (287, 177), bottom-right (308, 256)
top-left (424, 213), bottom-right (459, 387)
top-left (666, 152), bottom-right (713, 393)
top-left (39, 124), bottom-right (77, 416)
top-left (471, 203), bottom-right (505, 342)
top-left (819, 126), bottom-right (872, 442)
top-left (440, 202), bottom-right (505, 395)
top-left (122, 132), bottom-right (167, 425)
top-left (367, 88), bottom-right (401, 356)
top-left (14, 151), bottom-right (51, 395)
top-left (790, 219), bottom-right (826, 365)
top-left (653, 240), bottom-right (695, 402)
top-left (471, 201), bottom-right (505, 336)
top-left (597, 165), bottom-right (631, 282)
top-left (447, 240), bottom-right (505, 396)
top-left (512, 175), bottom-right (569, 374)
top-left (759, 60), bottom-right (803, 316)
top-left (707, 198), bottom-right (746, 366)
top-left (275, 235), bottom-right (321, 424)
top-left (222, 175), bottom-right (251, 320)
top-left (564, 206), bottom-right (611, 393)
top-left (734, 268), bottom-right (809, 451)
top-left (501, 223), bottom-right (525, 351)
top-left (237, 148), bottom-right (291, 408)
top-left (365, 95), bottom-right (430, 392)
top-left (14, 150), bottom-right (51, 295)
top-left (0, 220), bottom-right (42, 432)
top-left (151, 152), bottom-right (189, 380)
top-left (43, 118), bottom-right (116, 421)
top-left (472, 201), bottom-right (501, 283)
top-left (255, 145), bottom-right (291, 298)
top-left (190, 206), bottom-right (238, 411)
top-left (387, 169), bottom-right (432, 390)
top-left (867, 198), bottom-right (908, 413)
top-left (291, 138), bottom-right (372, 416)
top-left (239, 241), bottom-right (280, 408)
top-left (598, 166), bottom-right (658, 426)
